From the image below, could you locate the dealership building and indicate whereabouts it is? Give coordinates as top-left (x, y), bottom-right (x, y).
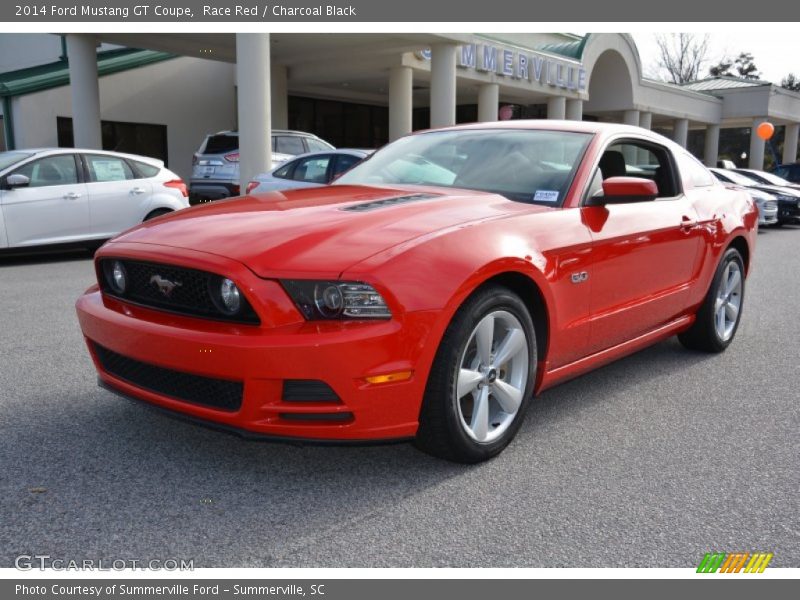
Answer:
top-left (1, 32), bottom-right (799, 184)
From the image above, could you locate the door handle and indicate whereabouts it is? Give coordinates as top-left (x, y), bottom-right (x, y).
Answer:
top-left (680, 215), bottom-right (698, 230)
top-left (130, 187), bottom-right (146, 195)
top-left (63, 192), bottom-right (81, 200)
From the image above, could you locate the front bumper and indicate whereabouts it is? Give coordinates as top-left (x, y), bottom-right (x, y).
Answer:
top-left (758, 204), bottom-right (779, 225)
top-left (76, 247), bottom-right (440, 442)
top-left (777, 198), bottom-right (800, 222)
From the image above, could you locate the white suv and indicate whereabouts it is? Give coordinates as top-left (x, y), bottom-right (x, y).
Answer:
top-left (189, 130), bottom-right (335, 204)
top-left (0, 148), bottom-right (189, 251)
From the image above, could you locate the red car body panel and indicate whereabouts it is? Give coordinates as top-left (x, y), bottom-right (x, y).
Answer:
top-left (76, 121), bottom-right (758, 441)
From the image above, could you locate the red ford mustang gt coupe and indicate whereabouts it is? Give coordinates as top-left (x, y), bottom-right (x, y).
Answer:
top-left (76, 121), bottom-right (757, 463)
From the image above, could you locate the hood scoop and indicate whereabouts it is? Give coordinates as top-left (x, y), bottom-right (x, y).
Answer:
top-left (342, 193), bottom-right (439, 212)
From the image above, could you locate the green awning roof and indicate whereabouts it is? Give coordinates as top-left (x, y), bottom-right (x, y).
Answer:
top-left (0, 48), bottom-right (177, 98)
top-left (535, 36), bottom-right (588, 60)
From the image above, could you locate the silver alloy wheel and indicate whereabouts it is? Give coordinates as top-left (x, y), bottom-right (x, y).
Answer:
top-left (455, 310), bottom-right (529, 443)
top-left (714, 260), bottom-right (743, 342)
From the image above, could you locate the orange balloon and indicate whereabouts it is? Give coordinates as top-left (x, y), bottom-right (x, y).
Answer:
top-left (756, 122), bottom-right (775, 141)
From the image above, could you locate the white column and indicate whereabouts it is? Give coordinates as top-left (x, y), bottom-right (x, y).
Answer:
top-left (672, 118), bottom-right (689, 148)
top-left (66, 34), bottom-right (102, 149)
top-left (783, 123), bottom-right (799, 165)
top-left (477, 83), bottom-right (499, 122)
top-left (704, 124), bottom-right (720, 167)
top-left (271, 63), bottom-right (288, 130)
top-left (749, 118), bottom-right (767, 170)
top-left (430, 44), bottom-right (457, 128)
top-left (623, 109), bottom-right (640, 126)
top-left (636, 112), bottom-right (653, 163)
top-left (621, 110), bottom-right (640, 164)
top-left (236, 33), bottom-right (271, 190)
top-left (389, 66), bottom-right (413, 141)
top-left (564, 99), bottom-right (583, 121)
top-left (547, 96), bottom-right (566, 120)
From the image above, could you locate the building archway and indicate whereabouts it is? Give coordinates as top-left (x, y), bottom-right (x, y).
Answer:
top-left (582, 34), bottom-right (642, 118)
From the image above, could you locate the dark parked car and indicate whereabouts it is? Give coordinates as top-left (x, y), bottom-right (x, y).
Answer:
top-left (710, 168), bottom-right (800, 225)
top-left (772, 163), bottom-right (800, 185)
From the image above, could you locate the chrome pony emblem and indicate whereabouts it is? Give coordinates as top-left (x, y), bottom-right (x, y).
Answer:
top-left (149, 274), bottom-right (182, 297)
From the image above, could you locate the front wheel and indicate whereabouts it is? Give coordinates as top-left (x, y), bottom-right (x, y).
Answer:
top-left (678, 247), bottom-right (745, 353)
top-left (414, 285), bottom-right (536, 463)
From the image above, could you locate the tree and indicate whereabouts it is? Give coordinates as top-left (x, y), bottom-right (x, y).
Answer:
top-left (709, 52), bottom-right (761, 80)
top-left (654, 33), bottom-right (710, 84)
top-left (781, 73), bottom-right (800, 91)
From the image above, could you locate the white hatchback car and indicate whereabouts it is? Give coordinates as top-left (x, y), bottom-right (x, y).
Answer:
top-left (0, 148), bottom-right (189, 250)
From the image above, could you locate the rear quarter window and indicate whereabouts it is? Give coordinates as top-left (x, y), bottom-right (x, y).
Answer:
top-left (677, 152), bottom-right (715, 188)
top-left (131, 160), bottom-right (161, 178)
top-left (306, 138), bottom-right (335, 152)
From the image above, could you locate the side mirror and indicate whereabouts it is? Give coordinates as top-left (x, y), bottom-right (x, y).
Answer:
top-left (6, 173), bottom-right (31, 189)
top-left (586, 176), bottom-right (658, 206)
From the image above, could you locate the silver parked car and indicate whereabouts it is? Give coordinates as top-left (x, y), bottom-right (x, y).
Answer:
top-left (711, 167), bottom-right (800, 225)
top-left (245, 149), bottom-right (372, 195)
top-left (190, 129), bottom-right (335, 204)
top-left (0, 149), bottom-right (189, 251)
top-left (733, 168), bottom-right (800, 192)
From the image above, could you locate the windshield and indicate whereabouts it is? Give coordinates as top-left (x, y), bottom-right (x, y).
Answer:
top-left (740, 170), bottom-right (790, 186)
top-left (336, 129), bottom-right (592, 205)
top-left (716, 169), bottom-right (760, 186)
top-left (0, 151), bottom-right (34, 172)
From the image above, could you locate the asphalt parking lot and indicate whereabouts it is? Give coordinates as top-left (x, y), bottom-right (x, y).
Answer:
top-left (0, 227), bottom-right (798, 568)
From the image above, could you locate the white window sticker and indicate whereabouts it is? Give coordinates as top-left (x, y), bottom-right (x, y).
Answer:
top-left (92, 160), bottom-right (126, 182)
top-left (533, 190), bottom-right (559, 203)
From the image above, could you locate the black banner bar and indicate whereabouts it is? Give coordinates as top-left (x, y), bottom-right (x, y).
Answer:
top-left (4, 579), bottom-right (799, 600)
top-left (3, 0), bottom-right (800, 22)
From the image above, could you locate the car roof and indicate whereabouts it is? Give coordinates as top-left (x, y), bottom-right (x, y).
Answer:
top-left (425, 119), bottom-right (653, 135)
top-left (4, 147), bottom-right (164, 166)
top-left (209, 129), bottom-right (324, 138)
top-left (411, 119), bottom-right (693, 151)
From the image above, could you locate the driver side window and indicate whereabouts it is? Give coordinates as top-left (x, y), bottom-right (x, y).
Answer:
top-left (13, 155), bottom-right (79, 188)
top-left (595, 140), bottom-right (679, 199)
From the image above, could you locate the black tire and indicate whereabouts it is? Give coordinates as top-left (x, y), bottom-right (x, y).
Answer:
top-left (678, 247), bottom-right (745, 353)
top-left (414, 285), bottom-right (537, 463)
top-left (144, 208), bottom-right (172, 222)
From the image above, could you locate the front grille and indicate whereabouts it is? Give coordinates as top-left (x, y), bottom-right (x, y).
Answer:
top-left (282, 380), bottom-right (341, 403)
top-left (765, 200), bottom-right (777, 211)
top-left (279, 412), bottom-right (353, 423)
top-left (98, 259), bottom-right (259, 324)
top-left (93, 343), bottom-right (243, 412)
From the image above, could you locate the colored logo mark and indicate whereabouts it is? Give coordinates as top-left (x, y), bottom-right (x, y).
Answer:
top-left (697, 552), bottom-right (773, 573)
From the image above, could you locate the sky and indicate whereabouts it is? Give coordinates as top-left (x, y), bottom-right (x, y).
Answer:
top-left (630, 32), bottom-right (797, 84)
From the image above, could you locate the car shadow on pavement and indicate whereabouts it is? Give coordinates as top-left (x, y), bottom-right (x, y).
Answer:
top-left (0, 333), bottom-right (725, 567)
top-left (0, 248), bottom-right (94, 267)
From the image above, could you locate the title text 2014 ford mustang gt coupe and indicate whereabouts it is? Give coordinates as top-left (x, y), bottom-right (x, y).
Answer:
top-left (76, 121), bottom-right (757, 463)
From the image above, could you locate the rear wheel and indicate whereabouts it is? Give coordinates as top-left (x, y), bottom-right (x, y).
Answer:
top-left (414, 285), bottom-right (536, 463)
top-left (678, 247), bottom-right (745, 353)
top-left (144, 208), bottom-right (172, 222)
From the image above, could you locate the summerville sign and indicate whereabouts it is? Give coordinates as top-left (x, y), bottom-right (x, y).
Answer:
top-left (416, 44), bottom-right (587, 92)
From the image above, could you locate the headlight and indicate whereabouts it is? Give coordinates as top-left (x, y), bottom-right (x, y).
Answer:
top-left (103, 260), bottom-right (128, 294)
top-left (282, 280), bottom-right (391, 320)
top-left (209, 277), bottom-right (242, 315)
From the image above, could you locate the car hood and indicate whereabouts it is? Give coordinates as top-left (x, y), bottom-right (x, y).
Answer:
top-left (750, 184), bottom-right (800, 198)
top-left (110, 184), bottom-right (544, 277)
